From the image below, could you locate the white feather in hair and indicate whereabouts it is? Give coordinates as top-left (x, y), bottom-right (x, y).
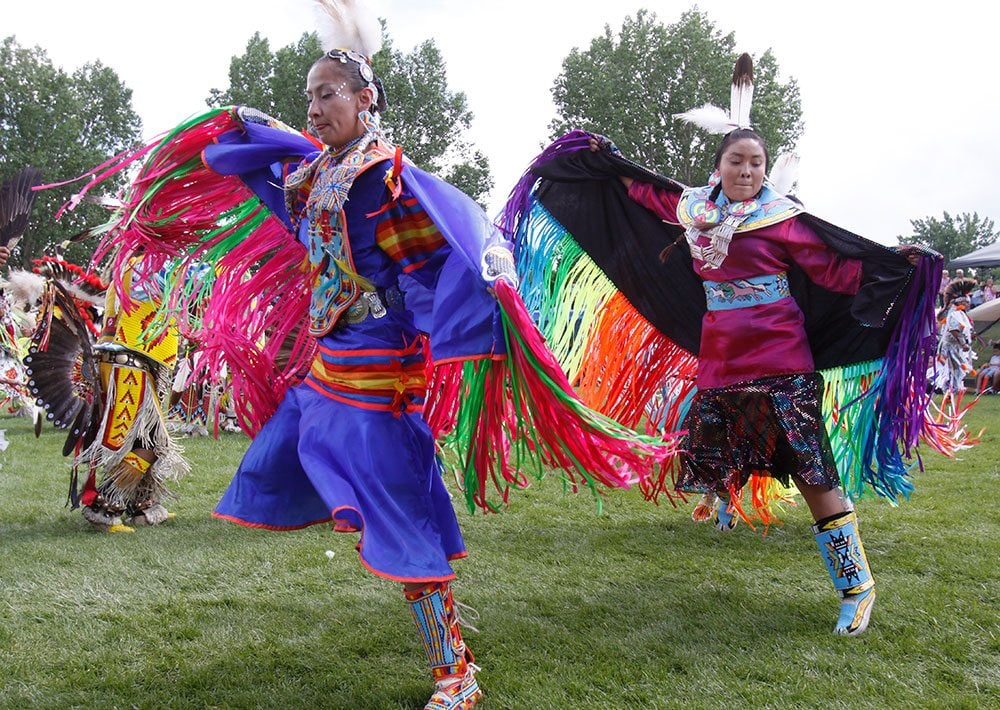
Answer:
top-left (672, 104), bottom-right (734, 135)
top-left (729, 53), bottom-right (754, 130)
top-left (675, 53), bottom-right (755, 135)
top-left (768, 153), bottom-right (800, 195)
top-left (313, 0), bottom-right (382, 58)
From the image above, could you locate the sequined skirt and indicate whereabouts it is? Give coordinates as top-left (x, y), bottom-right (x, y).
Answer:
top-left (677, 372), bottom-right (839, 492)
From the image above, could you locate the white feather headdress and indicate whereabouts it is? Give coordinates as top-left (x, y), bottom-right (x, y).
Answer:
top-left (674, 53), bottom-right (754, 134)
top-left (313, 0), bottom-right (382, 58)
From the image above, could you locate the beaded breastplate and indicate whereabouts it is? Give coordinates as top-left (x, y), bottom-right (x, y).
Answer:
top-left (676, 183), bottom-right (800, 270)
top-left (286, 139), bottom-right (396, 336)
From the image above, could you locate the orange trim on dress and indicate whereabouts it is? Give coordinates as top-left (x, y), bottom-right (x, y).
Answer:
top-left (211, 510), bottom-right (334, 531)
top-left (315, 342), bottom-right (424, 358)
top-left (303, 377), bottom-right (425, 413)
top-left (331, 504), bottom-right (460, 583)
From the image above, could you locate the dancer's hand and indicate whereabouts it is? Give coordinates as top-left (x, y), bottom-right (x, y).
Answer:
top-left (481, 243), bottom-right (519, 291)
top-left (588, 134), bottom-right (633, 188)
top-left (895, 243), bottom-right (928, 266)
top-left (0, 246), bottom-right (10, 267)
top-left (588, 133), bottom-right (620, 155)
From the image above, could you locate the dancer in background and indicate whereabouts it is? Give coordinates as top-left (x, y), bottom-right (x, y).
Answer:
top-left (0, 168), bottom-right (42, 415)
top-left (0, 290), bottom-right (34, 416)
top-left (934, 277), bottom-right (976, 403)
top-left (168, 339), bottom-right (210, 437)
top-left (25, 253), bottom-right (187, 532)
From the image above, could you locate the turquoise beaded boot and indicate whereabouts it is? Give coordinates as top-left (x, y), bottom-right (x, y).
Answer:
top-left (405, 581), bottom-right (483, 710)
top-left (813, 510), bottom-right (876, 636)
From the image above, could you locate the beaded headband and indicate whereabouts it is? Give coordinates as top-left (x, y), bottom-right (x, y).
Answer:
top-left (323, 48), bottom-right (379, 107)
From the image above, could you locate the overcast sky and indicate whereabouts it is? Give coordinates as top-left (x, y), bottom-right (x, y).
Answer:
top-left (6, 0), bottom-right (998, 246)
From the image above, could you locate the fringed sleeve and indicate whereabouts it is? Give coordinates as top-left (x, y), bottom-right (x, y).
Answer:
top-left (393, 164), bottom-right (681, 514)
top-left (821, 254), bottom-right (946, 499)
top-left (52, 107), bottom-right (322, 436)
top-left (506, 198), bottom-right (696, 505)
top-left (427, 279), bottom-right (682, 514)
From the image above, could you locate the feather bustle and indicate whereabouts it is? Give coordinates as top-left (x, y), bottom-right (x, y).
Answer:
top-left (23, 280), bottom-right (99, 441)
top-left (945, 277), bottom-right (977, 299)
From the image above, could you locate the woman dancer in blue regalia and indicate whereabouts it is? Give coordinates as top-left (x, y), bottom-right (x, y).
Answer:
top-left (64, 3), bottom-right (673, 707)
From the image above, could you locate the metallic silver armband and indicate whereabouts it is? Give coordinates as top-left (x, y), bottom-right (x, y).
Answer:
top-left (481, 244), bottom-right (519, 288)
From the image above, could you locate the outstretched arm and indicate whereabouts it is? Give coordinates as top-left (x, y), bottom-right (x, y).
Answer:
top-left (584, 134), bottom-right (686, 223)
top-left (588, 135), bottom-right (633, 188)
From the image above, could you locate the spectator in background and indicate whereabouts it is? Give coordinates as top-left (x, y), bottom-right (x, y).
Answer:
top-left (983, 276), bottom-right (997, 302)
top-left (975, 341), bottom-right (1000, 394)
top-left (970, 277), bottom-right (985, 307)
top-left (939, 268), bottom-right (951, 308)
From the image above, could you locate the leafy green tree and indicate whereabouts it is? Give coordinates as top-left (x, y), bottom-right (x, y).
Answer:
top-left (373, 37), bottom-right (492, 202)
top-left (207, 32), bottom-right (321, 130)
top-left (1, 36), bottom-right (142, 268)
top-left (208, 30), bottom-right (492, 203)
top-left (906, 212), bottom-right (998, 263)
top-left (549, 8), bottom-right (803, 186)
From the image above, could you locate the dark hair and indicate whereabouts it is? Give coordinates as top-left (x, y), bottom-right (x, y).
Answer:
top-left (313, 53), bottom-right (388, 113)
top-left (713, 129), bottom-right (769, 172)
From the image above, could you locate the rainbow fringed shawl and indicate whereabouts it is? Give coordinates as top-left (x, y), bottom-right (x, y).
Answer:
top-left (500, 131), bottom-right (953, 523)
top-left (54, 110), bottom-right (677, 514)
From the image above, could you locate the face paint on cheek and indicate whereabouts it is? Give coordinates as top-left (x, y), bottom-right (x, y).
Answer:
top-left (332, 81), bottom-right (353, 102)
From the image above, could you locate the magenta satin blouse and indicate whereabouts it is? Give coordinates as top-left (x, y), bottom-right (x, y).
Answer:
top-left (628, 181), bottom-right (863, 389)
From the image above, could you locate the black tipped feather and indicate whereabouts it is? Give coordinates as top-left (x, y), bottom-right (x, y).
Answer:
top-left (732, 52), bottom-right (754, 87)
top-left (0, 167), bottom-right (43, 248)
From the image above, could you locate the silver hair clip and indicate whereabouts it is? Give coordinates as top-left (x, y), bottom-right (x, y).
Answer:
top-left (326, 49), bottom-right (375, 83)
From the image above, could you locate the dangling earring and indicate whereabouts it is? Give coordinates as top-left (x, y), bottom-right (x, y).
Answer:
top-left (358, 108), bottom-right (380, 133)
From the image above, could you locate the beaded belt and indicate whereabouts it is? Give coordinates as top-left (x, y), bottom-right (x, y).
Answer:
top-left (341, 285), bottom-right (405, 325)
top-left (95, 345), bottom-right (155, 370)
top-left (703, 272), bottom-right (791, 311)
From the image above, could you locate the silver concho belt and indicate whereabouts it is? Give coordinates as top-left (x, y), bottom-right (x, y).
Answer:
top-left (341, 285), bottom-right (405, 325)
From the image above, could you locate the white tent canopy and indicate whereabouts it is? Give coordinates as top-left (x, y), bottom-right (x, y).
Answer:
top-left (968, 299), bottom-right (1000, 323)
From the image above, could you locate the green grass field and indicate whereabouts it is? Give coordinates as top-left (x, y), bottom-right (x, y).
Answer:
top-left (0, 397), bottom-right (997, 709)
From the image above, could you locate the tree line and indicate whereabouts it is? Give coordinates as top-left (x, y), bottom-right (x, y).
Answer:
top-left (1, 8), bottom-right (994, 270)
